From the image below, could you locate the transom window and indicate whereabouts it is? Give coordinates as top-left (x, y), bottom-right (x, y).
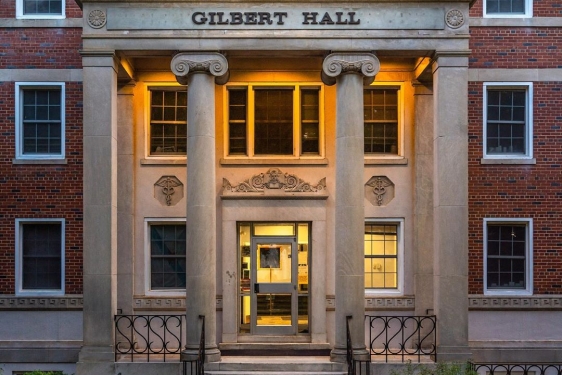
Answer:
top-left (364, 220), bottom-right (403, 294)
top-left (15, 83), bottom-right (65, 160)
top-left (149, 224), bottom-right (186, 290)
top-left (16, 219), bottom-right (65, 296)
top-left (484, 0), bottom-right (532, 17)
top-left (484, 219), bottom-right (533, 295)
top-left (364, 86), bottom-right (400, 155)
top-left (226, 84), bottom-right (322, 158)
top-left (16, 0), bottom-right (65, 18)
top-left (483, 83), bottom-right (533, 159)
top-left (149, 88), bottom-right (187, 156)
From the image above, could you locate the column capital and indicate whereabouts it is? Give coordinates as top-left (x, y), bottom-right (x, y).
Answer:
top-left (171, 52), bottom-right (229, 85)
top-left (321, 52), bottom-right (380, 86)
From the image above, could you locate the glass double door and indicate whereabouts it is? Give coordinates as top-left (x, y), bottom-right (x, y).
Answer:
top-left (239, 223), bottom-right (310, 336)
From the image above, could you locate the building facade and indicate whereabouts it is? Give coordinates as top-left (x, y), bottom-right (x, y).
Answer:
top-left (0, 0), bottom-right (561, 374)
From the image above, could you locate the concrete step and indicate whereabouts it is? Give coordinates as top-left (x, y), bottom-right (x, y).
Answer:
top-left (205, 356), bottom-right (346, 374)
top-left (205, 372), bottom-right (346, 375)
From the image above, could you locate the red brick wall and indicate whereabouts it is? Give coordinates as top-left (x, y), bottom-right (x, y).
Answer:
top-left (470, 0), bottom-right (562, 17)
top-left (469, 27), bottom-right (562, 69)
top-left (0, 28), bottom-right (82, 69)
top-left (0, 0), bottom-right (82, 18)
top-left (468, 82), bottom-right (562, 294)
top-left (0, 81), bottom-right (83, 294)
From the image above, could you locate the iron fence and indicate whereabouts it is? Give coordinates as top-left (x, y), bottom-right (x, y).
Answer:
top-left (473, 364), bottom-right (562, 375)
top-left (367, 315), bottom-right (437, 362)
top-left (114, 314), bottom-right (185, 362)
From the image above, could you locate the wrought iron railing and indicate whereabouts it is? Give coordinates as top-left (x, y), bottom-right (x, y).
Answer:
top-left (367, 315), bottom-right (437, 362)
top-left (183, 315), bottom-right (206, 375)
top-left (346, 315), bottom-right (371, 375)
top-left (114, 314), bottom-right (185, 362)
top-left (473, 363), bottom-right (562, 375)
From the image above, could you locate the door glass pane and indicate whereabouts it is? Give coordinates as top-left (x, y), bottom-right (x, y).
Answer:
top-left (257, 244), bottom-right (292, 283)
top-left (240, 295), bottom-right (251, 334)
top-left (254, 223), bottom-right (295, 236)
top-left (256, 294), bottom-right (292, 326)
top-left (298, 295), bottom-right (309, 333)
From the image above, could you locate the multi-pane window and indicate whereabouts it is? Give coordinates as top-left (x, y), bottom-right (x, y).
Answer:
top-left (150, 224), bottom-right (186, 290)
top-left (364, 223), bottom-right (399, 290)
top-left (149, 89), bottom-right (187, 156)
top-left (484, 219), bottom-right (532, 295)
top-left (484, 83), bottom-right (532, 159)
top-left (17, 0), bottom-right (65, 18)
top-left (364, 88), bottom-right (399, 154)
top-left (16, 83), bottom-right (65, 160)
top-left (484, 0), bottom-right (531, 16)
top-left (226, 84), bottom-right (322, 157)
top-left (16, 219), bottom-right (65, 295)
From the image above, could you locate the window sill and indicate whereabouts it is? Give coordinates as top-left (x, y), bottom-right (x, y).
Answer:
top-left (481, 158), bottom-right (536, 165)
top-left (483, 289), bottom-right (533, 296)
top-left (365, 157), bottom-right (408, 165)
top-left (141, 158), bottom-right (186, 165)
top-left (13, 158), bottom-right (67, 165)
top-left (220, 158), bottom-right (328, 165)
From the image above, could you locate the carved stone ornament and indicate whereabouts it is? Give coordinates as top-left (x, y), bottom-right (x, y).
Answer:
top-left (87, 9), bottom-right (107, 29)
top-left (171, 52), bottom-right (229, 85)
top-left (322, 53), bottom-right (380, 86)
top-left (154, 176), bottom-right (184, 206)
top-left (445, 9), bottom-right (465, 29)
top-left (365, 176), bottom-right (395, 206)
top-left (222, 168), bottom-right (327, 199)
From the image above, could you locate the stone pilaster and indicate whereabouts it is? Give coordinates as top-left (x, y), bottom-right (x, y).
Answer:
top-left (432, 52), bottom-right (472, 361)
top-left (413, 82), bottom-right (434, 318)
top-left (171, 52), bottom-right (228, 363)
top-left (322, 53), bottom-right (380, 363)
top-left (117, 82), bottom-right (136, 316)
top-left (77, 51), bottom-right (119, 375)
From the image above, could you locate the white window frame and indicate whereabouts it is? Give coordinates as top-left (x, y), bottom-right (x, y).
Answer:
top-left (364, 218), bottom-right (404, 296)
top-left (144, 218), bottom-right (186, 296)
top-left (223, 82), bottom-right (325, 160)
top-left (484, 218), bottom-right (533, 296)
top-left (15, 82), bottom-right (65, 161)
top-left (16, 0), bottom-right (65, 19)
top-left (363, 82), bottom-right (405, 161)
top-left (144, 83), bottom-right (187, 160)
top-left (483, 82), bottom-right (533, 161)
top-left (483, 0), bottom-right (532, 18)
top-left (15, 218), bottom-right (65, 296)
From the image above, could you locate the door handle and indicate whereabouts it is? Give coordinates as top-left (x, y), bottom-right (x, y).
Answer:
top-left (254, 283), bottom-right (259, 293)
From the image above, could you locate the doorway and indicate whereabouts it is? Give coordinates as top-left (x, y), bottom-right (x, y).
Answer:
top-left (239, 222), bottom-right (310, 336)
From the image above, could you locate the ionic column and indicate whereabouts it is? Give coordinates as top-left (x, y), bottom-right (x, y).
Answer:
top-left (322, 53), bottom-right (379, 362)
top-left (432, 52), bottom-right (471, 361)
top-left (77, 52), bottom-right (119, 375)
top-left (171, 52), bottom-right (228, 363)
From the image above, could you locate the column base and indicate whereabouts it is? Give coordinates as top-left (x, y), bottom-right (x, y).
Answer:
top-left (330, 346), bottom-right (370, 363)
top-left (181, 346), bottom-right (221, 363)
top-left (76, 345), bottom-right (115, 375)
top-left (435, 345), bottom-right (472, 362)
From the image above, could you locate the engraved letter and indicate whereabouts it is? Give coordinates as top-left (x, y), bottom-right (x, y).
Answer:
top-left (258, 12), bottom-right (273, 25)
top-left (230, 12), bottom-right (243, 25)
top-left (192, 12), bottom-right (208, 25)
top-left (216, 12), bottom-right (229, 25)
top-left (244, 12), bottom-right (258, 25)
top-left (273, 12), bottom-right (288, 25)
top-left (335, 12), bottom-right (348, 25)
top-left (348, 12), bottom-right (360, 25)
top-left (302, 12), bottom-right (319, 25)
top-left (208, 12), bottom-right (217, 25)
top-left (319, 12), bottom-right (335, 25)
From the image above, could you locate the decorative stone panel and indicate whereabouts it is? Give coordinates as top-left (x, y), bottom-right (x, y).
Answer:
top-left (469, 295), bottom-right (562, 310)
top-left (222, 168), bottom-right (328, 199)
top-left (0, 296), bottom-right (83, 310)
top-left (365, 176), bottom-right (395, 206)
top-left (154, 176), bottom-right (184, 206)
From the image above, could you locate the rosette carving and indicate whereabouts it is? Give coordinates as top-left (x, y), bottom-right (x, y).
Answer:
top-left (322, 53), bottom-right (380, 86)
top-left (171, 52), bottom-right (229, 85)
